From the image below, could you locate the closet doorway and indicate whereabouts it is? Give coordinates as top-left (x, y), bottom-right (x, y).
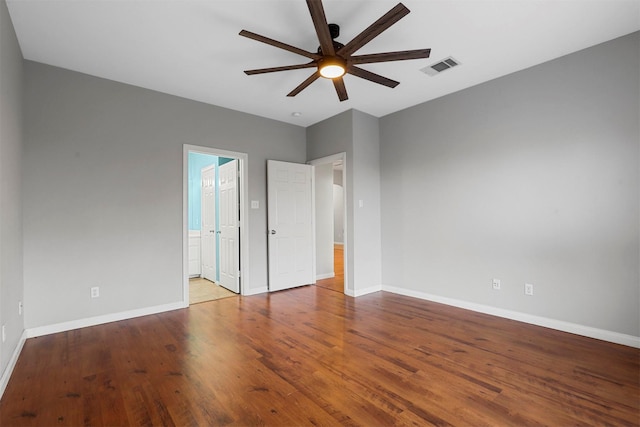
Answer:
top-left (183, 145), bottom-right (248, 304)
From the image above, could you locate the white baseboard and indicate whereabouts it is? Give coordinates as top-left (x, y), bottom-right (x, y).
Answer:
top-left (26, 301), bottom-right (187, 339)
top-left (243, 286), bottom-right (268, 296)
top-left (316, 272), bottom-right (335, 280)
top-left (382, 285), bottom-right (640, 348)
top-left (353, 284), bottom-right (382, 297)
top-left (0, 330), bottom-right (28, 399)
top-left (343, 284), bottom-right (381, 297)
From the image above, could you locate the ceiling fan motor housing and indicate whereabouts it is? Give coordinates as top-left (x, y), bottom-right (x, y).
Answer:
top-left (317, 41), bottom-right (345, 55)
top-left (328, 23), bottom-right (340, 38)
top-left (317, 24), bottom-right (344, 55)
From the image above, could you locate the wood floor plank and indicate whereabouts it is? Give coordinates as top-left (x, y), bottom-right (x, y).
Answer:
top-left (1, 286), bottom-right (638, 426)
top-left (316, 244), bottom-right (344, 293)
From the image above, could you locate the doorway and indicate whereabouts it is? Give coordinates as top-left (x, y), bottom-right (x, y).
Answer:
top-left (183, 145), bottom-right (249, 305)
top-left (309, 153), bottom-right (348, 293)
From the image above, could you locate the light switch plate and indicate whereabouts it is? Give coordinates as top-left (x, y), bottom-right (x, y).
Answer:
top-left (251, 200), bottom-right (259, 209)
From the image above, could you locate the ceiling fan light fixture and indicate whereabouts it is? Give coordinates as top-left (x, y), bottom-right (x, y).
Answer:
top-left (318, 57), bottom-right (346, 79)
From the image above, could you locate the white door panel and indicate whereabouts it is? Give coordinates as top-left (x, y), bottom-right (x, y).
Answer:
top-left (201, 165), bottom-right (216, 282)
top-left (219, 160), bottom-right (240, 293)
top-left (268, 160), bottom-right (314, 292)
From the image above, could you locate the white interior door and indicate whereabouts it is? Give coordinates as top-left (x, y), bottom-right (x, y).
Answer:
top-left (219, 159), bottom-right (240, 293)
top-left (201, 165), bottom-right (217, 282)
top-left (267, 160), bottom-right (314, 292)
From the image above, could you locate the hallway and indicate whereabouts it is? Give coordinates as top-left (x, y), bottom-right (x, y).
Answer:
top-left (315, 244), bottom-right (343, 293)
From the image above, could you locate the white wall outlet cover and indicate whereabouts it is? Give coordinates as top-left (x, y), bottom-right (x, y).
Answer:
top-left (492, 279), bottom-right (501, 290)
top-left (525, 283), bottom-right (534, 295)
top-left (251, 200), bottom-right (259, 209)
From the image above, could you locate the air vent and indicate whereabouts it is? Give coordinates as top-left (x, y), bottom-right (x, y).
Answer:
top-left (421, 57), bottom-right (460, 76)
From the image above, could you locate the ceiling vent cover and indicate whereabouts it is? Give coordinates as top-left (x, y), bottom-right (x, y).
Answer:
top-left (421, 57), bottom-right (460, 76)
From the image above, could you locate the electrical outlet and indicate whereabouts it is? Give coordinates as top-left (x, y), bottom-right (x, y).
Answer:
top-left (90, 287), bottom-right (100, 298)
top-left (525, 283), bottom-right (534, 296)
top-left (18, 301), bottom-right (23, 316)
top-left (492, 279), bottom-right (501, 290)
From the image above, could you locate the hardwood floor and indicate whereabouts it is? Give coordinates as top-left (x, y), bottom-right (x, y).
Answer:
top-left (316, 244), bottom-right (344, 293)
top-left (1, 286), bottom-right (638, 426)
top-left (189, 277), bottom-right (236, 304)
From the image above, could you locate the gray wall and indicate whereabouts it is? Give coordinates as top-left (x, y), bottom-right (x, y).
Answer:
top-left (23, 62), bottom-right (306, 329)
top-left (307, 109), bottom-right (382, 295)
top-left (0, 0), bottom-right (24, 375)
top-left (380, 32), bottom-right (640, 336)
top-left (308, 111), bottom-right (355, 293)
top-left (314, 162), bottom-right (334, 278)
top-left (351, 110), bottom-right (382, 293)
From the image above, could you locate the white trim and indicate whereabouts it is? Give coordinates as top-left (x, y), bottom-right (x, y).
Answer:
top-left (382, 285), bottom-right (640, 348)
top-left (243, 286), bottom-right (268, 296)
top-left (184, 145), bottom-right (250, 298)
top-left (353, 284), bottom-right (382, 297)
top-left (237, 157), bottom-right (249, 294)
top-left (316, 272), bottom-right (335, 280)
top-left (0, 330), bottom-right (27, 399)
top-left (183, 147), bottom-right (191, 303)
top-left (26, 302), bottom-right (186, 339)
top-left (188, 230), bottom-right (201, 278)
top-left (310, 164), bottom-right (317, 286)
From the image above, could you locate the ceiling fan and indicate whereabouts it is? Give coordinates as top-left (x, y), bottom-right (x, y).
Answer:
top-left (239, 0), bottom-right (431, 102)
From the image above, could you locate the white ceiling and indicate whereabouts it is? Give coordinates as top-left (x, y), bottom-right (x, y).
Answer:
top-left (6, 0), bottom-right (640, 127)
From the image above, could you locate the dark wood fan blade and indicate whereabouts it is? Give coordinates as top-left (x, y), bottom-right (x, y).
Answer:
top-left (244, 62), bottom-right (317, 75)
top-left (333, 77), bottom-right (348, 101)
top-left (306, 0), bottom-right (335, 56)
top-left (240, 30), bottom-right (320, 60)
top-left (338, 3), bottom-right (410, 57)
top-left (350, 48), bottom-right (431, 65)
top-left (287, 71), bottom-right (321, 97)
top-left (348, 66), bottom-right (399, 88)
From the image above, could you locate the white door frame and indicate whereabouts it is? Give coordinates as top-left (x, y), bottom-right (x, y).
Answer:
top-left (183, 144), bottom-right (249, 302)
top-left (308, 152), bottom-right (348, 294)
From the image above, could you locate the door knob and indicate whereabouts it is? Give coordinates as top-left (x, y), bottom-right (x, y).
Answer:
top-left (270, 230), bottom-right (276, 235)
